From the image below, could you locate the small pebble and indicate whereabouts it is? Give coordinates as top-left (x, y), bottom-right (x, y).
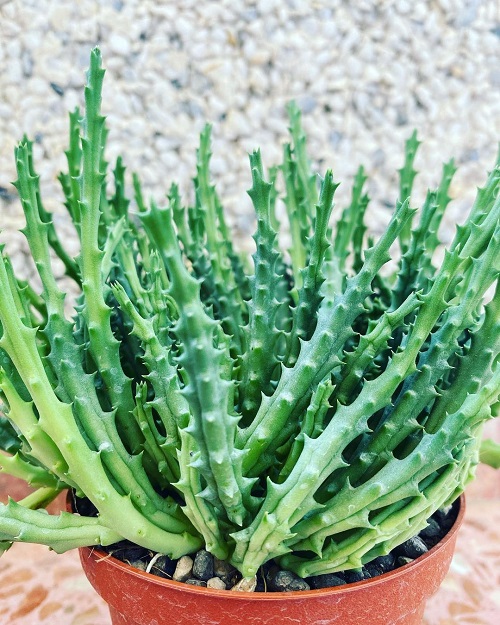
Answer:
top-left (129, 559), bottom-right (147, 571)
top-left (186, 579), bottom-right (207, 587)
top-left (371, 554), bottom-right (396, 573)
top-left (364, 562), bottom-right (385, 578)
top-left (394, 536), bottom-right (428, 560)
top-left (308, 573), bottom-right (347, 589)
top-left (207, 576), bottom-right (227, 590)
top-left (213, 557), bottom-right (239, 586)
top-left (112, 545), bottom-right (147, 563)
top-left (108, 32), bottom-right (131, 55)
top-left (420, 518), bottom-right (441, 540)
top-left (397, 556), bottom-right (414, 567)
top-left (173, 555), bottom-right (194, 582)
top-left (231, 576), bottom-right (257, 592)
top-left (193, 550), bottom-right (215, 581)
top-left (268, 569), bottom-right (311, 592)
top-left (419, 518), bottom-right (443, 547)
top-left (344, 568), bottom-right (370, 584)
top-left (432, 505), bottom-right (456, 531)
top-left (0, 186), bottom-right (16, 202)
top-left (49, 82), bottom-right (64, 96)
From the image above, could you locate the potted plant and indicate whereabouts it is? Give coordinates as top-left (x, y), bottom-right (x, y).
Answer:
top-left (1, 48), bottom-right (499, 625)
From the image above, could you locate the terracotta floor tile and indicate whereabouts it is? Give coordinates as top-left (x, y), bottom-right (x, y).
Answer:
top-left (423, 498), bottom-right (500, 624)
top-left (0, 543), bottom-right (109, 624)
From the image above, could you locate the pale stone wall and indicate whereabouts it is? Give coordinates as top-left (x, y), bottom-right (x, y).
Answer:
top-left (1, 0), bottom-right (499, 270)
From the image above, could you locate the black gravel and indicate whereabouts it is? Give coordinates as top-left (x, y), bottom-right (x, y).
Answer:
top-left (192, 550), bottom-right (214, 581)
top-left (393, 536), bottom-right (429, 560)
top-left (372, 554), bottom-right (396, 573)
top-left (364, 561), bottom-right (386, 578)
top-left (419, 517), bottom-right (442, 547)
top-left (343, 568), bottom-right (370, 584)
top-left (267, 569), bottom-right (310, 592)
top-left (308, 573), bottom-right (347, 589)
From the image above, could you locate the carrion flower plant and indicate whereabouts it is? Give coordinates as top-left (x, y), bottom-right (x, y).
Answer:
top-left (1, 48), bottom-right (499, 582)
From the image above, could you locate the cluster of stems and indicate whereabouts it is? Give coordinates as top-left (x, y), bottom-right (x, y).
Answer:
top-left (1, 49), bottom-right (499, 577)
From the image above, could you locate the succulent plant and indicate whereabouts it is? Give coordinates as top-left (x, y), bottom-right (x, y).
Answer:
top-left (1, 48), bottom-right (499, 579)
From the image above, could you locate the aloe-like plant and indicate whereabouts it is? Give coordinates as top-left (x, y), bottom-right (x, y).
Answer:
top-left (1, 48), bottom-right (499, 580)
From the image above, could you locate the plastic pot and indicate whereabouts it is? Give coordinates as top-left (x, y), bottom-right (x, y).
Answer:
top-left (78, 495), bottom-right (465, 625)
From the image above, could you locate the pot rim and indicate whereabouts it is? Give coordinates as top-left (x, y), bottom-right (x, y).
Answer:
top-left (78, 493), bottom-right (465, 601)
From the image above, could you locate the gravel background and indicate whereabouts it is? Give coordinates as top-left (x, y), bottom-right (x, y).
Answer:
top-left (1, 0), bottom-right (499, 270)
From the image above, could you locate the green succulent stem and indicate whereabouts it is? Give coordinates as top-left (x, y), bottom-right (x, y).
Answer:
top-left (238, 150), bottom-right (287, 419)
top-left (77, 48), bottom-right (138, 450)
top-left (140, 199), bottom-right (253, 527)
top-left (0, 452), bottom-right (62, 489)
top-left (12, 131), bottom-right (190, 537)
top-left (239, 200), bottom-right (416, 476)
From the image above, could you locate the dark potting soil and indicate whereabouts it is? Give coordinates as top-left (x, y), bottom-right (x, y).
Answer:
top-left (76, 496), bottom-right (459, 593)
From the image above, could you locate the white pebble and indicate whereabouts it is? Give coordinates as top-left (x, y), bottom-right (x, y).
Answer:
top-left (173, 555), bottom-right (194, 582)
top-left (231, 576), bottom-right (257, 592)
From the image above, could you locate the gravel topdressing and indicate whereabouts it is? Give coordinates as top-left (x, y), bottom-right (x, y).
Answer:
top-left (93, 500), bottom-right (459, 592)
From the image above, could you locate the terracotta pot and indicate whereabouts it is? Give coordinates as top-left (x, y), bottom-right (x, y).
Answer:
top-left (78, 495), bottom-right (465, 625)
